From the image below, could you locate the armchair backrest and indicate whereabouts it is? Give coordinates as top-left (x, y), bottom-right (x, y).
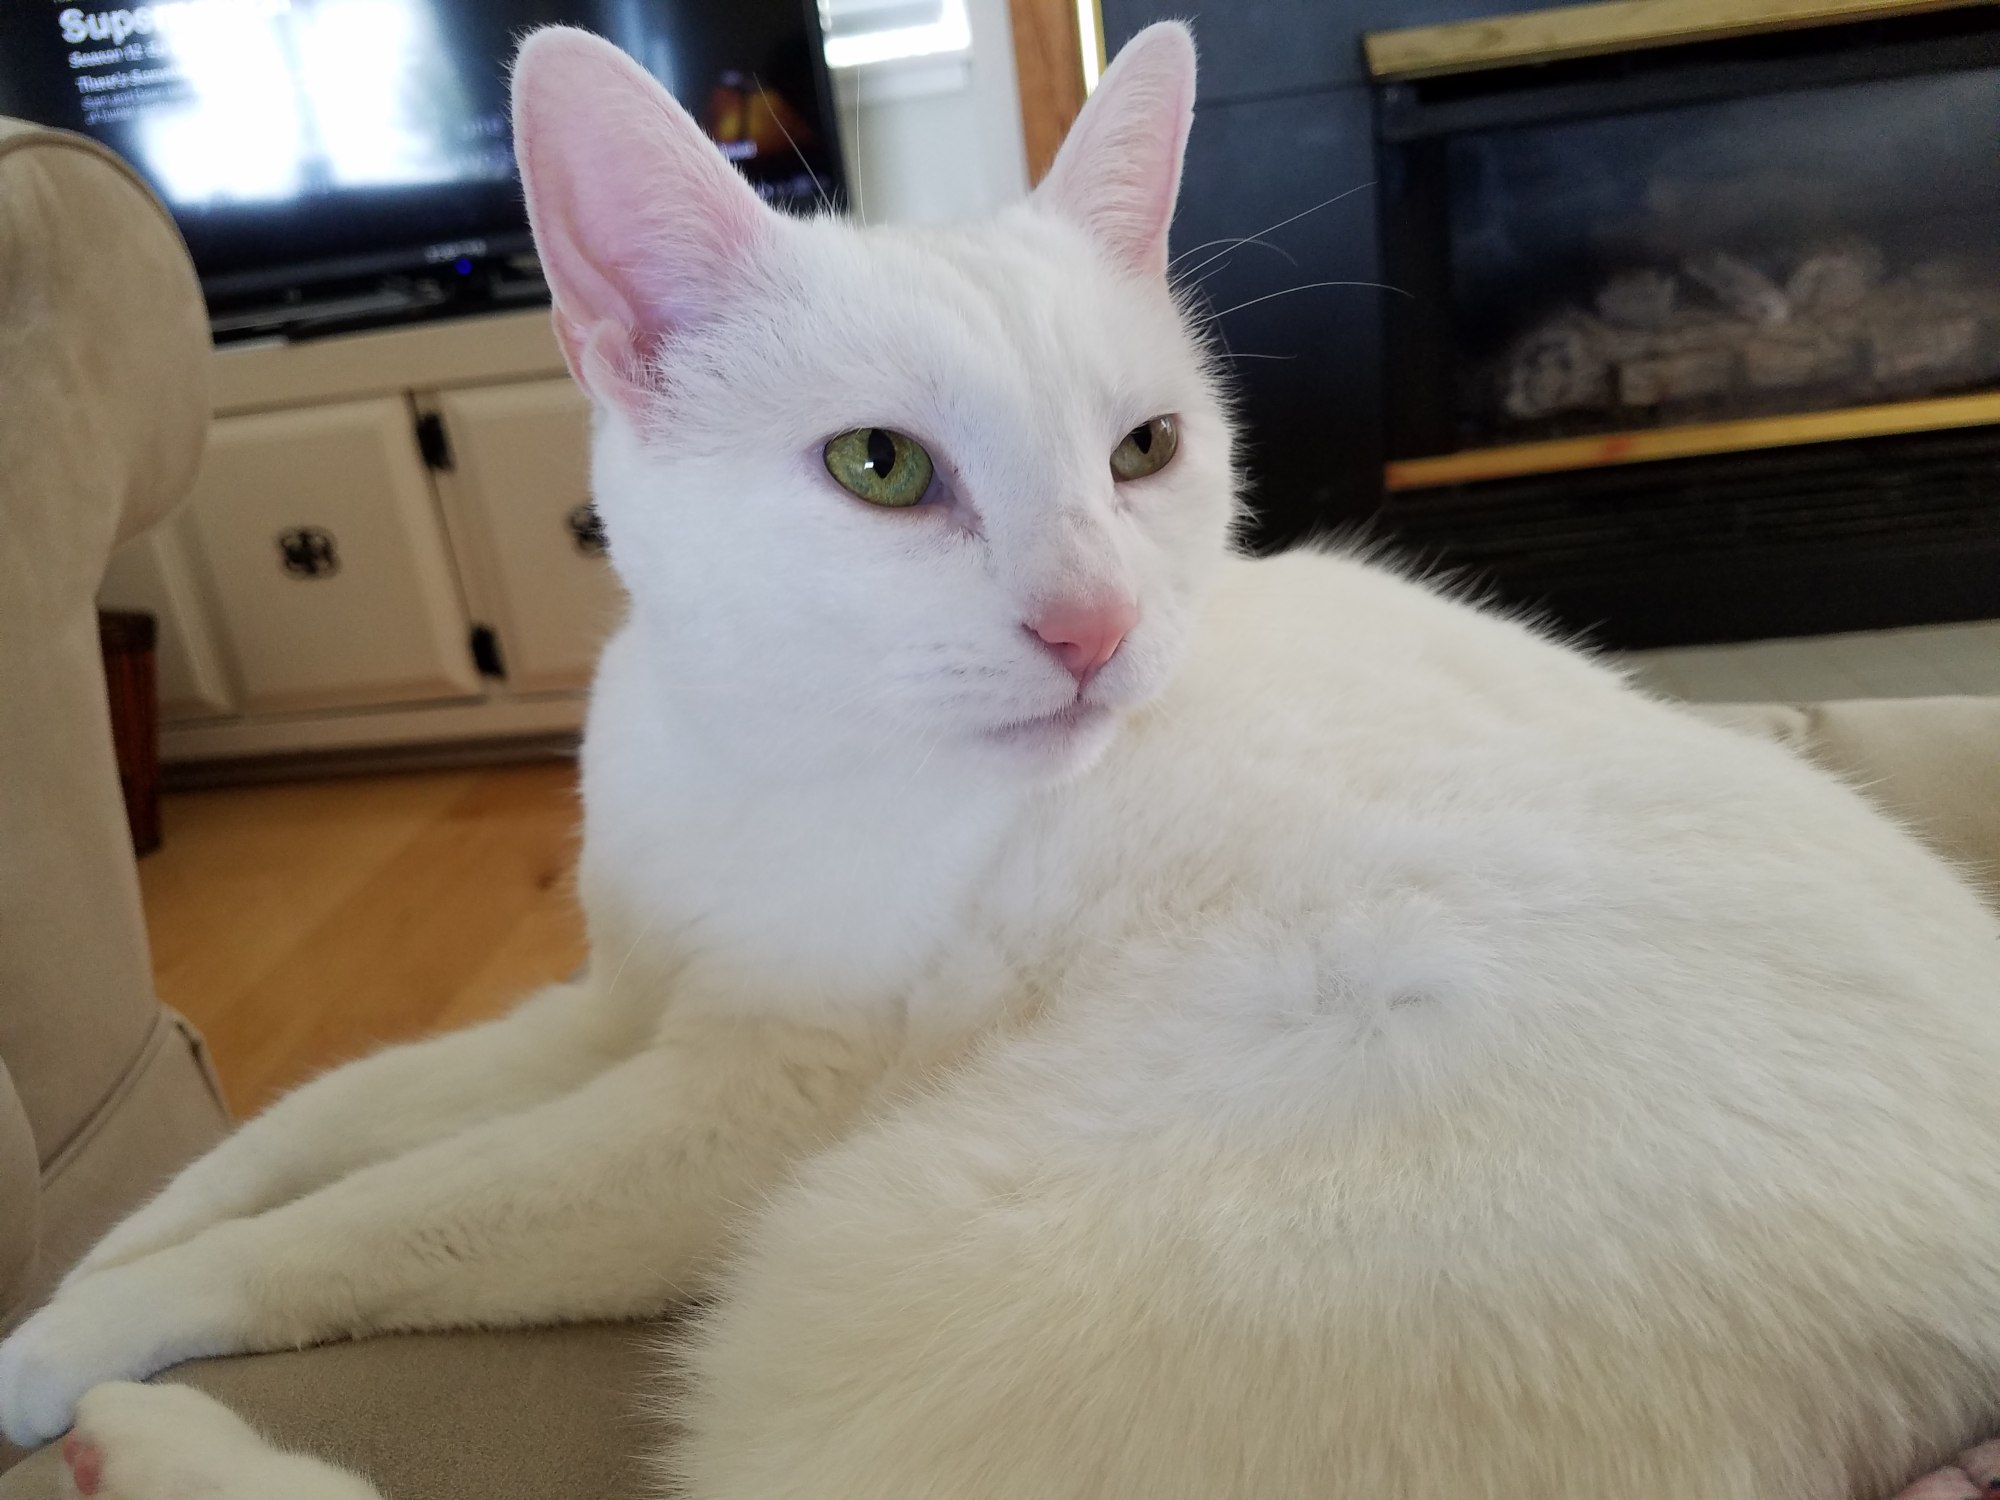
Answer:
top-left (0, 118), bottom-right (222, 1335)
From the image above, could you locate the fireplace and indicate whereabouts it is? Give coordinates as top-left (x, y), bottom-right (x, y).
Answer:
top-left (1368, 0), bottom-right (2000, 650)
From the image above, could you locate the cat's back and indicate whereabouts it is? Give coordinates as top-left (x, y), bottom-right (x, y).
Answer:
top-left (1045, 550), bottom-right (2000, 1228)
top-left (679, 550), bottom-right (2000, 1500)
top-left (1048, 547), bottom-right (1994, 994)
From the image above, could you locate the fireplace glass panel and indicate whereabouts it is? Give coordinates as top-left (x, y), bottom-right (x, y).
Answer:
top-left (1443, 67), bottom-right (2000, 449)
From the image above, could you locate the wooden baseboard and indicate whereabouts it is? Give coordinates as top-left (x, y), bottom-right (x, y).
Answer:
top-left (1384, 391), bottom-right (2000, 491)
top-left (159, 691), bottom-right (587, 765)
top-left (1363, 0), bottom-right (1990, 81)
top-left (161, 731), bottom-right (579, 791)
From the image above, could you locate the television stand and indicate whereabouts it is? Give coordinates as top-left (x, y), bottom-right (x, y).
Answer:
top-left (208, 257), bottom-right (552, 346)
top-left (98, 307), bottom-right (620, 781)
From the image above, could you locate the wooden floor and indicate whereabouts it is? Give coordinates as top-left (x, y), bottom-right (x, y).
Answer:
top-left (137, 761), bottom-right (589, 1119)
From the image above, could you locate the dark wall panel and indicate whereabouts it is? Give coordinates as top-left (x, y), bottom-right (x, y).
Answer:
top-left (1171, 86), bottom-right (1385, 544)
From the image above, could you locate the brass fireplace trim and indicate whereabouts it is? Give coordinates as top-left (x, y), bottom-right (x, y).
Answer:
top-left (1382, 391), bottom-right (2000, 491)
top-left (1364, 0), bottom-right (1995, 81)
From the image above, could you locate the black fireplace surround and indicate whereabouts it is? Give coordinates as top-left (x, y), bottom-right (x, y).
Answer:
top-left (1099, 0), bottom-right (2000, 651)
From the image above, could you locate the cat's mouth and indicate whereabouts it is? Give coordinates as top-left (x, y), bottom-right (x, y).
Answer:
top-left (984, 699), bottom-right (1114, 750)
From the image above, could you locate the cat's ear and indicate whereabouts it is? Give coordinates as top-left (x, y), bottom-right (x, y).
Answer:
top-left (1031, 22), bottom-right (1195, 282)
top-left (511, 27), bottom-right (775, 415)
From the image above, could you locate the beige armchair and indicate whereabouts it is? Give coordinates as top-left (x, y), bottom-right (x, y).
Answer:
top-left (0, 113), bottom-right (229, 1415)
top-left (1, 113), bottom-right (1996, 1500)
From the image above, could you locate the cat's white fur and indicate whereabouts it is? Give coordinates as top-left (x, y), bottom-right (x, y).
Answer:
top-left (4, 23), bottom-right (1999, 1500)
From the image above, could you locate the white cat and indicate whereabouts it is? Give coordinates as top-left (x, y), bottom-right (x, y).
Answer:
top-left (3, 23), bottom-right (1998, 1500)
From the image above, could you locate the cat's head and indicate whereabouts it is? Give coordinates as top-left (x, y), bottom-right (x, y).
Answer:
top-left (512, 22), bottom-right (1234, 782)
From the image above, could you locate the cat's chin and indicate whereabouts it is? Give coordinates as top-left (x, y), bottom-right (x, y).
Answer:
top-left (977, 701), bottom-right (1122, 779)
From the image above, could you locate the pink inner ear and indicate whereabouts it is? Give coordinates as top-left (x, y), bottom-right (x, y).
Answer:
top-left (1033, 23), bottom-right (1196, 281)
top-left (512, 27), bottom-right (773, 409)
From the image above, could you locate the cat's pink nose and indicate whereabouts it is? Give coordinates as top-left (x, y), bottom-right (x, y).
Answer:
top-left (1031, 599), bottom-right (1138, 686)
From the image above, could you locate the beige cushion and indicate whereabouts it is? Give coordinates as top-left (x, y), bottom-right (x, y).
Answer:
top-left (0, 1323), bottom-right (669, 1499)
top-left (0, 118), bottom-right (226, 1334)
top-left (0, 1077), bottom-right (37, 1341)
top-left (27, 1014), bottom-right (230, 1320)
top-left (1691, 696), bottom-right (2000, 908)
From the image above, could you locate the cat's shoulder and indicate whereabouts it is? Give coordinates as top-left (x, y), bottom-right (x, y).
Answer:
top-left (1183, 547), bottom-right (1633, 721)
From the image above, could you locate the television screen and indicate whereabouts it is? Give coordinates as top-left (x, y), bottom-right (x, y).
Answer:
top-left (0, 0), bottom-right (843, 316)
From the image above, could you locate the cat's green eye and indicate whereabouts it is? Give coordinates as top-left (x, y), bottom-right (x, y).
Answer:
top-left (825, 427), bottom-right (935, 508)
top-left (1111, 415), bottom-right (1178, 481)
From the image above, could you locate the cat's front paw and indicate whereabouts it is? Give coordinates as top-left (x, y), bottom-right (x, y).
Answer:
top-left (61, 1216), bottom-right (206, 1293)
top-left (60, 1382), bottom-right (378, 1500)
top-left (59, 1155), bottom-right (262, 1294)
top-left (0, 1261), bottom-right (239, 1448)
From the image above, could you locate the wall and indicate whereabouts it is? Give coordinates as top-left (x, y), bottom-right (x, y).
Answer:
top-left (833, 0), bottom-right (1031, 226)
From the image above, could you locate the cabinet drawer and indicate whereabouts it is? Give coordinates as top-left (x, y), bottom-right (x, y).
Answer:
top-left (185, 398), bottom-right (481, 715)
top-left (433, 379), bottom-right (625, 694)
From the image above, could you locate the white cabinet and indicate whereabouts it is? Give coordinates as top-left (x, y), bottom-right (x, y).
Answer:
top-left (186, 398), bottom-right (482, 715)
top-left (431, 380), bottom-right (624, 695)
top-left (94, 310), bottom-right (620, 768)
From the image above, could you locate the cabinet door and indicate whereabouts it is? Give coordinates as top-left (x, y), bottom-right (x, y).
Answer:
top-left (186, 398), bottom-right (481, 715)
top-left (433, 379), bottom-right (625, 694)
top-left (98, 512), bottom-right (237, 722)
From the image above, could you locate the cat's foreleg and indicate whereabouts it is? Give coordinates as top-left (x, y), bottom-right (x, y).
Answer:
top-left (64, 980), bottom-right (633, 1287)
top-left (0, 1013), bottom-right (889, 1447)
top-left (56, 1383), bottom-right (382, 1500)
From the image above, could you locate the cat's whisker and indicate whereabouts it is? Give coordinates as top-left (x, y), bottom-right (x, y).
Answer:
top-left (602, 913), bottom-right (666, 998)
top-left (1172, 237), bottom-right (1299, 291)
top-left (749, 70), bottom-right (834, 217)
top-left (1167, 183), bottom-right (1374, 282)
top-left (847, 62), bottom-right (866, 222)
top-left (1205, 279), bottom-right (1415, 321)
top-left (905, 715), bottom-right (960, 783)
top-left (1169, 233), bottom-right (1293, 269)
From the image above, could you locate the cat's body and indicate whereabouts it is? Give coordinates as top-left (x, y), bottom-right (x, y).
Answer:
top-left (658, 550), bottom-right (2000, 1500)
top-left (2, 24), bottom-right (1997, 1500)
